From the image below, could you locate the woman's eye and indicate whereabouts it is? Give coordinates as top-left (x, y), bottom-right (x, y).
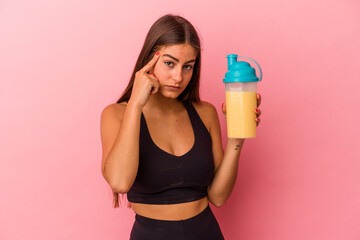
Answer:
top-left (184, 65), bottom-right (193, 70)
top-left (165, 61), bottom-right (174, 67)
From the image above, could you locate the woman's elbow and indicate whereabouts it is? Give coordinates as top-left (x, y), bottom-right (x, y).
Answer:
top-left (109, 180), bottom-right (133, 194)
top-left (112, 186), bottom-right (129, 194)
top-left (102, 170), bottom-right (132, 194)
top-left (212, 201), bottom-right (225, 208)
top-left (209, 197), bottom-right (226, 208)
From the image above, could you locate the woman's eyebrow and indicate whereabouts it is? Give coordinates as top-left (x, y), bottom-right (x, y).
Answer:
top-left (162, 54), bottom-right (195, 64)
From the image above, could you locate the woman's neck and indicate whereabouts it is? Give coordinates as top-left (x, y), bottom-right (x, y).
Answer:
top-left (143, 93), bottom-right (184, 115)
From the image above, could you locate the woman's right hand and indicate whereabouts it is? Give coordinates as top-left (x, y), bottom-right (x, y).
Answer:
top-left (128, 52), bottom-right (161, 109)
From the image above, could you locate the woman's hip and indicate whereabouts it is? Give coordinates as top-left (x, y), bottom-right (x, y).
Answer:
top-left (130, 204), bottom-right (225, 240)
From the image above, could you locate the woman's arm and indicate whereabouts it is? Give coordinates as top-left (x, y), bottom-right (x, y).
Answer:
top-left (203, 103), bottom-right (244, 207)
top-left (208, 134), bottom-right (245, 208)
top-left (100, 53), bottom-right (161, 193)
top-left (206, 95), bottom-right (261, 207)
top-left (100, 101), bottom-right (142, 193)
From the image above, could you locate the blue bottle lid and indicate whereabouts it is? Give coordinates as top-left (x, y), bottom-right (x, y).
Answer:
top-left (223, 54), bottom-right (263, 83)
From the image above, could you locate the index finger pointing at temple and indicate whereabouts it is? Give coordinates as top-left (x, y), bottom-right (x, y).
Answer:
top-left (141, 52), bottom-right (160, 73)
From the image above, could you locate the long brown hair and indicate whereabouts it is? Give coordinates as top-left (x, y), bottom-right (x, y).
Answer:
top-left (112, 14), bottom-right (202, 208)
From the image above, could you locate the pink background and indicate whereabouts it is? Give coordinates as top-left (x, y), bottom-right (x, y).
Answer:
top-left (1, 0), bottom-right (359, 239)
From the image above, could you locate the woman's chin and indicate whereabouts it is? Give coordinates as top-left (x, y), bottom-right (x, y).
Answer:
top-left (158, 90), bottom-right (182, 99)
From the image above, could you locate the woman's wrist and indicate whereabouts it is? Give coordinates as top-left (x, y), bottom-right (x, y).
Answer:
top-left (227, 138), bottom-right (245, 151)
top-left (127, 98), bottom-right (144, 112)
top-left (227, 138), bottom-right (245, 144)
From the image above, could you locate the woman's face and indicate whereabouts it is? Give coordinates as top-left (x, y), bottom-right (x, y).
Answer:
top-left (151, 43), bottom-right (197, 99)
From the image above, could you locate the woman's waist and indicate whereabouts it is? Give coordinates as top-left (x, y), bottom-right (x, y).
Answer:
top-left (129, 196), bottom-right (209, 221)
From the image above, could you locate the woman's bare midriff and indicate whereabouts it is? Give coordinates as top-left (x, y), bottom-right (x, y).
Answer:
top-left (129, 196), bottom-right (209, 220)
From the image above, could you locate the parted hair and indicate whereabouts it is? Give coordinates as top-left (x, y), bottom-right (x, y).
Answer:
top-left (113, 14), bottom-right (202, 208)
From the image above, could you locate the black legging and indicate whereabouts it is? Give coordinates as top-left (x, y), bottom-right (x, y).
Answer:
top-left (129, 204), bottom-right (225, 240)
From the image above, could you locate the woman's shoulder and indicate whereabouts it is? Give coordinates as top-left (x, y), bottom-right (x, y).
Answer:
top-left (101, 101), bottom-right (128, 122)
top-left (191, 100), bottom-right (217, 117)
top-left (191, 100), bottom-right (219, 131)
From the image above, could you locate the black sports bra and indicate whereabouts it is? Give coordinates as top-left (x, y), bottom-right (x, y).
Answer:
top-left (127, 102), bottom-right (214, 204)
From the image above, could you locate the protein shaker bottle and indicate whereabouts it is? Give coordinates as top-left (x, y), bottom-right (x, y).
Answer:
top-left (223, 54), bottom-right (263, 139)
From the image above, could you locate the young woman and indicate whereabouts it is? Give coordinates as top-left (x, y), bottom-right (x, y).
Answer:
top-left (100, 14), bottom-right (262, 240)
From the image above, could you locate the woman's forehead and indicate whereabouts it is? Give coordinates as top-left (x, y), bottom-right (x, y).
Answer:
top-left (159, 44), bottom-right (197, 61)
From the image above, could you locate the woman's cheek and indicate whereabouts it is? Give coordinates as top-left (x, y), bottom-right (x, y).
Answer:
top-left (184, 71), bottom-right (193, 83)
top-left (153, 64), bottom-right (165, 79)
top-left (155, 69), bottom-right (169, 85)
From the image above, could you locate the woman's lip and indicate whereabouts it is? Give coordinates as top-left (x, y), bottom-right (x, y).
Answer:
top-left (166, 85), bottom-right (180, 90)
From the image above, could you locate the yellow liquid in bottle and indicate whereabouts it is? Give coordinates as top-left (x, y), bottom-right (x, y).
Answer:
top-left (225, 91), bottom-right (257, 138)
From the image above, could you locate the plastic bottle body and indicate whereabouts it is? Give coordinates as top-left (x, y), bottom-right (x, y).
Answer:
top-left (225, 82), bottom-right (257, 138)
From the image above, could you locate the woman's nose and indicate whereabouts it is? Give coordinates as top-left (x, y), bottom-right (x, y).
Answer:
top-left (172, 68), bottom-right (183, 82)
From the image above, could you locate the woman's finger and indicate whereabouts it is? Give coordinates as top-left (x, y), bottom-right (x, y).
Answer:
top-left (221, 103), bottom-right (226, 113)
top-left (149, 77), bottom-right (160, 95)
top-left (221, 103), bottom-right (227, 120)
top-left (256, 117), bottom-right (261, 127)
top-left (254, 108), bottom-right (261, 117)
top-left (257, 93), bottom-right (261, 107)
top-left (140, 52), bottom-right (160, 73)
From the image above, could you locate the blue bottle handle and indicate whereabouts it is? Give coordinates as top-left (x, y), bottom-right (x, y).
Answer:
top-left (238, 56), bottom-right (263, 81)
